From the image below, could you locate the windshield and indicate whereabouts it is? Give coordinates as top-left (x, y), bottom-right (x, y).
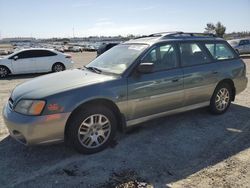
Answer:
top-left (86, 44), bottom-right (148, 74)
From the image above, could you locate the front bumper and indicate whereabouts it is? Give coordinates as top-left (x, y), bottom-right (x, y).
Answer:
top-left (2, 103), bottom-right (71, 145)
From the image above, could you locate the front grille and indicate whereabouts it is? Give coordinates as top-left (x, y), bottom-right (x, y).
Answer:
top-left (8, 98), bottom-right (14, 110)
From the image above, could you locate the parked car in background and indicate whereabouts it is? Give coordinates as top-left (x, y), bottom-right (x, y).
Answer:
top-left (3, 32), bottom-right (247, 154)
top-left (0, 48), bottom-right (74, 78)
top-left (54, 46), bottom-right (65, 53)
top-left (84, 45), bottom-right (96, 52)
top-left (68, 46), bottom-right (84, 52)
top-left (97, 42), bottom-right (119, 56)
top-left (228, 38), bottom-right (250, 54)
top-left (0, 49), bottom-right (9, 56)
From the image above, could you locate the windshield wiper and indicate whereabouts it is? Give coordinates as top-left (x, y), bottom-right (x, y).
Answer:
top-left (84, 66), bottom-right (102, 74)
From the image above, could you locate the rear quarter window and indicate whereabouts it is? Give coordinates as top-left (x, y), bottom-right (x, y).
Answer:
top-left (205, 43), bottom-right (236, 60)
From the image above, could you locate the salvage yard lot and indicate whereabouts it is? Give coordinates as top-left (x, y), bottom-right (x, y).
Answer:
top-left (0, 52), bottom-right (250, 187)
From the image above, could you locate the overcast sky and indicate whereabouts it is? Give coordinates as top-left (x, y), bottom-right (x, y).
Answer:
top-left (0, 0), bottom-right (250, 38)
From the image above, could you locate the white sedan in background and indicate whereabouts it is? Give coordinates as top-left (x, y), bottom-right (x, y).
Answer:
top-left (0, 48), bottom-right (74, 78)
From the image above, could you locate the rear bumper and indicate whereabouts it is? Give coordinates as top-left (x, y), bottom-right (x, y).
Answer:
top-left (65, 60), bottom-right (74, 70)
top-left (2, 103), bottom-right (70, 145)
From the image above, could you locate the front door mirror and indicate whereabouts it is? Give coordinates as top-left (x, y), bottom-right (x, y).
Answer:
top-left (13, 56), bottom-right (18, 61)
top-left (137, 62), bottom-right (154, 74)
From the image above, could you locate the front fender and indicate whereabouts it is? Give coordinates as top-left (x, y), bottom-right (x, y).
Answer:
top-left (42, 78), bottom-right (128, 116)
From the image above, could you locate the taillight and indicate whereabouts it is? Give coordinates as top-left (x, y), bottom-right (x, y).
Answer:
top-left (65, 55), bottom-right (71, 59)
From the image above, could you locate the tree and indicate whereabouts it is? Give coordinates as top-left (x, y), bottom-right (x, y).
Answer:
top-left (205, 23), bottom-right (216, 34)
top-left (205, 22), bottom-right (226, 38)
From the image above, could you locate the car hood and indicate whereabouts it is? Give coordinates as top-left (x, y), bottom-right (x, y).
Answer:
top-left (11, 69), bottom-right (117, 102)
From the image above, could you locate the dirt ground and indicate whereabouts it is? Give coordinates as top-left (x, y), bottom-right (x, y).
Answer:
top-left (0, 52), bottom-right (250, 188)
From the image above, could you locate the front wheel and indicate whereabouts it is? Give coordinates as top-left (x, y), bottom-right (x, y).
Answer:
top-left (66, 105), bottom-right (117, 154)
top-left (0, 66), bottom-right (9, 78)
top-left (210, 83), bottom-right (232, 114)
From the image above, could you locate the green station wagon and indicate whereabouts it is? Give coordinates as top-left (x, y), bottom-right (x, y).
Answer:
top-left (3, 32), bottom-right (248, 154)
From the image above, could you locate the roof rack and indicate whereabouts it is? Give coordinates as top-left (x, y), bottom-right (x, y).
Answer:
top-left (134, 31), bottom-right (182, 39)
top-left (134, 32), bottom-right (218, 40)
top-left (163, 32), bottom-right (217, 38)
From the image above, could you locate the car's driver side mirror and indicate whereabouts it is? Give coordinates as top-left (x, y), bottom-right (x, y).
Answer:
top-left (13, 56), bottom-right (18, 61)
top-left (137, 62), bottom-right (154, 74)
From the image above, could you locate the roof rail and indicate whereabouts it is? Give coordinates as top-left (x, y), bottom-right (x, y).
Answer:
top-left (148, 31), bottom-right (183, 37)
top-left (161, 32), bottom-right (218, 38)
top-left (134, 32), bottom-right (218, 40)
top-left (134, 31), bottom-right (182, 39)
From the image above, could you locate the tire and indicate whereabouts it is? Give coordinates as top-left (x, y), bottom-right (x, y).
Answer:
top-left (0, 66), bottom-right (9, 78)
top-left (66, 105), bottom-right (117, 154)
top-left (210, 83), bottom-right (232, 115)
top-left (52, 63), bottom-right (65, 72)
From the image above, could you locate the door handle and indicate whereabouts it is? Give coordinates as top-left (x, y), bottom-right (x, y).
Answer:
top-left (172, 78), bottom-right (179, 82)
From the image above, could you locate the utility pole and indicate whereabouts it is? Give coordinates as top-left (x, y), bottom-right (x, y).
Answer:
top-left (73, 27), bottom-right (75, 38)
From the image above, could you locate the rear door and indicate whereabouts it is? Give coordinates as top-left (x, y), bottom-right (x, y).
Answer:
top-left (32, 50), bottom-right (57, 72)
top-left (179, 42), bottom-right (219, 106)
top-left (127, 42), bottom-right (184, 121)
top-left (10, 50), bottom-right (37, 74)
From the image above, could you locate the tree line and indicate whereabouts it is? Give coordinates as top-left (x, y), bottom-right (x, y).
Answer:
top-left (205, 21), bottom-right (250, 39)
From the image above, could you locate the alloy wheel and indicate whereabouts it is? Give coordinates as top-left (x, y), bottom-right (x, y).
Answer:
top-left (77, 114), bottom-right (111, 148)
top-left (0, 67), bottom-right (8, 78)
top-left (215, 88), bottom-right (230, 111)
top-left (54, 64), bottom-right (64, 72)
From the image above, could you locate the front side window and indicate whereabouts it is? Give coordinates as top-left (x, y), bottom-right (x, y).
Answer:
top-left (15, 50), bottom-right (35, 59)
top-left (141, 43), bottom-right (178, 71)
top-left (87, 44), bottom-right (148, 75)
top-left (205, 43), bottom-right (236, 60)
top-left (179, 43), bottom-right (210, 67)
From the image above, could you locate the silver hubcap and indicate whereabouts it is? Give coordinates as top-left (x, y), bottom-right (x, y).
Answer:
top-left (0, 67), bottom-right (8, 77)
top-left (78, 114), bottom-right (111, 148)
top-left (215, 88), bottom-right (230, 111)
top-left (54, 64), bottom-right (63, 72)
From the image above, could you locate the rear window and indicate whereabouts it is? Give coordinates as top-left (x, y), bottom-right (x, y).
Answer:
top-left (205, 43), bottom-right (236, 60)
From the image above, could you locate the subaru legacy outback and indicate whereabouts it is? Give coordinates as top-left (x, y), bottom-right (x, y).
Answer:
top-left (3, 32), bottom-right (248, 154)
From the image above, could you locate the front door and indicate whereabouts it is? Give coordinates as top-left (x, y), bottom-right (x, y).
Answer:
top-left (11, 50), bottom-right (37, 74)
top-left (127, 43), bottom-right (184, 121)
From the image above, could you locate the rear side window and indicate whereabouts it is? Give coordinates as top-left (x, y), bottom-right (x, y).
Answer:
top-left (179, 43), bottom-right (210, 67)
top-left (205, 43), bottom-right (236, 60)
top-left (33, 50), bottom-right (57, 57)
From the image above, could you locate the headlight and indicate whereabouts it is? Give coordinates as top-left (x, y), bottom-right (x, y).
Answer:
top-left (14, 100), bottom-right (46, 115)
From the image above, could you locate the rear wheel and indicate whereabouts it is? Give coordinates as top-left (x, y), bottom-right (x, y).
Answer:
top-left (66, 105), bottom-right (117, 154)
top-left (0, 66), bottom-right (9, 78)
top-left (52, 63), bottom-right (65, 72)
top-left (210, 83), bottom-right (232, 114)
